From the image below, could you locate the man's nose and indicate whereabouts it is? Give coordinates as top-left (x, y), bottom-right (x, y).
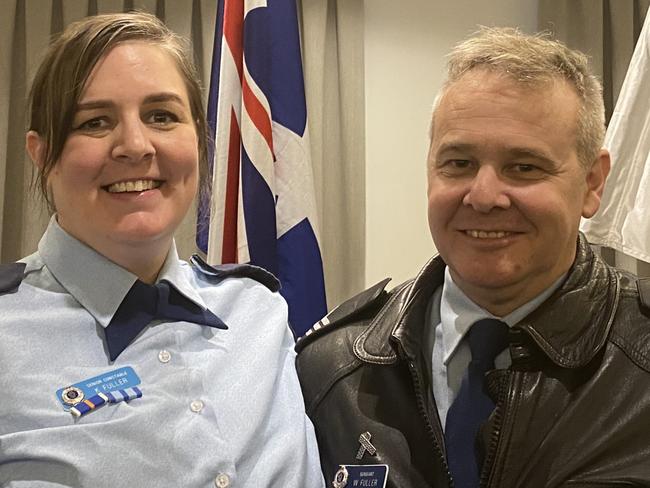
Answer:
top-left (462, 165), bottom-right (511, 212)
top-left (111, 117), bottom-right (155, 163)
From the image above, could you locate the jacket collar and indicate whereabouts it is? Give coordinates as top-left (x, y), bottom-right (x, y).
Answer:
top-left (354, 233), bottom-right (619, 369)
top-left (354, 255), bottom-right (445, 364)
top-left (516, 233), bottom-right (619, 368)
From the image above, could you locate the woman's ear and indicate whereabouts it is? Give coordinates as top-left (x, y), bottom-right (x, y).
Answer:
top-left (26, 130), bottom-right (46, 168)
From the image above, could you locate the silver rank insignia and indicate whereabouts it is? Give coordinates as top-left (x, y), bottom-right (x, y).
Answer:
top-left (356, 431), bottom-right (377, 460)
top-left (332, 465), bottom-right (349, 488)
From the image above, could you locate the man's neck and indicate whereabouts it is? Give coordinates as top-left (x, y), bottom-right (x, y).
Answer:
top-left (449, 269), bottom-right (569, 317)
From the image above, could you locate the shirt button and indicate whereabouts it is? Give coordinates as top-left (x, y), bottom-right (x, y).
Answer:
top-left (214, 473), bottom-right (230, 488)
top-left (158, 350), bottom-right (171, 363)
top-left (190, 400), bottom-right (204, 413)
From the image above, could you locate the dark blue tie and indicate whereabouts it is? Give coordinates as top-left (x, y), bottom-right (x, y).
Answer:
top-left (444, 319), bottom-right (509, 488)
top-left (104, 280), bottom-right (228, 361)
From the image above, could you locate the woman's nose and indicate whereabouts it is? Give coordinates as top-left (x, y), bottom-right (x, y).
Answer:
top-left (111, 118), bottom-right (155, 163)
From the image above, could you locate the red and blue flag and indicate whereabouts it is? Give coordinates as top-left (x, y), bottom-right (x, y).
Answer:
top-left (197, 0), bottom-right (327, 336)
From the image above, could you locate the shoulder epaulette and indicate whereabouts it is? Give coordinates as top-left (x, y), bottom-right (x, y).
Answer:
top-left (638, 278), bottom-right (650, 311)
top-left (0, 262), bottom-right (27, 294)
top-left (189, 254), bottom-right (280, 292)
top-left (296, 277), bottom-right (392, 353)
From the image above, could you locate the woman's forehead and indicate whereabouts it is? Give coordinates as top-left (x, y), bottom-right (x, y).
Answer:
top-left (79, 41), bottom-right (190, 105)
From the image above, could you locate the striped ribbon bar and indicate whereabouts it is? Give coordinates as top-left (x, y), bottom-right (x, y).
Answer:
top-left (70, 392), bottom-right (109, 417)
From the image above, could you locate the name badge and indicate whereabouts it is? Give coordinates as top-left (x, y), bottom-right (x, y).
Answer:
top-left (55, 366), bottom-right (141, 410)
top-left (332, 465), bottom-right (389, 488)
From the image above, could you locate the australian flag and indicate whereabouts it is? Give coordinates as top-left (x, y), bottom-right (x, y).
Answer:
top-left (197, 0), bottom-right (327, 336)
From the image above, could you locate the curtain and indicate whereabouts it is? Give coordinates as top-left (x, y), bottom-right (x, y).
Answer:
top-left (538, 0), bottom-right (650, 277)
top-left (0, 0), bottom-right (365, 309)
top-left (299, 0), bottom-right (365, 307)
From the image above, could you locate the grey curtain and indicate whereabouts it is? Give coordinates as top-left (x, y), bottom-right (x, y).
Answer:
top-left (299, 0), bottom-right (366, 307)
top-left (539, 0), bottom-right (650, 276)
top-left (0, 0), bottom-right (366, 310)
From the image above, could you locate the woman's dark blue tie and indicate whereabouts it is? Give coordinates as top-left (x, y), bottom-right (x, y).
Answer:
top-left (104, 280), bottom-right (227, 361)
top-left (444, 318), bottom-right (509, 488)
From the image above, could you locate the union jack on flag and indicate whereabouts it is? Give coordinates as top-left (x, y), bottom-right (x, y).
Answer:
top-left (197, 0), bottom-right (327, 336)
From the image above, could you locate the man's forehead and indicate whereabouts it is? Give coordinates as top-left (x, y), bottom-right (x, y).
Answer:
top-left (432, 70), bottom-right (580, 131)
top-left (443, 68), bottom-right (570, 104)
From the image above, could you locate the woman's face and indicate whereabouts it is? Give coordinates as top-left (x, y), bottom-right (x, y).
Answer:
top-left (46, 41), bottom-right (199, 255)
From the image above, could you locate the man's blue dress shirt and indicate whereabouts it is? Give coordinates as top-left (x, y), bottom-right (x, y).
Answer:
top-left (429, 267), bottom-right (566, 429)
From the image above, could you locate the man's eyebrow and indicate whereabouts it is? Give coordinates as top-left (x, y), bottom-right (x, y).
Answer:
top-left (435, 142), bottom-right (555, 163)
top-left (435, 142), bottom-right (476, 155)
top-left (506, 147), bottom-right (555, 163)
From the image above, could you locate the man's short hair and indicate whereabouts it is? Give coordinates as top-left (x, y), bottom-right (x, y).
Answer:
top-left (431, 26), bottom-right (605, 168)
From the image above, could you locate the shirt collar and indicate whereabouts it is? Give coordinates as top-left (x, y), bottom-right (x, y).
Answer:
top-left (38, 216), bottom-right (207, 328)
top-left (439, 267), bottom-right (566, 365)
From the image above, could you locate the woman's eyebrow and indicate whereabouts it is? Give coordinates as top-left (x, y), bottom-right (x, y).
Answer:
top-left (142, 92), bottom-right (185, 104)
top-left (75, 93), bottom-right (185, 111)
top-left (75, 100), bottom-right (113, 111)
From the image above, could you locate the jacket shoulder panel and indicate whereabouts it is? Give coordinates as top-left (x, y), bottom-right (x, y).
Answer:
top-left (295, 277), bottom-right (392, 353)
top-left (296, 319), bottom-right (369, 414)
top-left (638, 277), bottom-right (650, 312)
top-left (608, 276), bottom-right (650, 373)
top-left (189, 254), bottom-right (280, 292)
top-left (0, 263), bottom-right (27, 295)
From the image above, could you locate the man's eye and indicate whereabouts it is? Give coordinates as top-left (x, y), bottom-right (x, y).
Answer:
top-left (514, 164), bottom-right (537, 172)
top-left (148, 111), bottom-right (179, 125)
top-left (439, 159), bottom-right (473, 174)
top-left (450, 160), bottom-right (471, 169)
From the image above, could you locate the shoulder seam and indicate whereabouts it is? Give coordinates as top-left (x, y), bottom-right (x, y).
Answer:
top-left (637, 277), bottom-right (650, 310)
top-left (610, 331), bottom-right (650, 374)
top-left (295, 277), bottom-right (392, 353)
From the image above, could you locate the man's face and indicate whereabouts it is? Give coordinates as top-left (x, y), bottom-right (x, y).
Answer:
top-left (427, 69), bottom-right (608, 315)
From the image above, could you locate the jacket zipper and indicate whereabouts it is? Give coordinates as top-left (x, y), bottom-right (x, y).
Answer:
top-left (406, 358), bottom-right (455, 488)
top-left (479, 371), bottom-right (514, 488)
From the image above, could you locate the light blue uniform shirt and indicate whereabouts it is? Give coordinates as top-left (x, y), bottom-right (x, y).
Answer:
top-left (0, 218), bottom-right (325, 488)
top-left (429, 267), bottom-right (565, 429)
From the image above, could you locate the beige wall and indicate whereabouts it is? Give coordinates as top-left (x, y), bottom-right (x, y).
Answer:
top-left (364, 0), bottom-right (538, 288)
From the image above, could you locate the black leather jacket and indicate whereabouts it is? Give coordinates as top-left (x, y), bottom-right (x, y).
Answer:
top-left (296, 236), bottom-right (650, 487)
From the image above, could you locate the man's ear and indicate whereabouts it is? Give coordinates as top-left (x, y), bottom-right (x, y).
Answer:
top-left (26, 131), bottom-right (46, 169)
top-left (582, 149), bottom-right (611, 219)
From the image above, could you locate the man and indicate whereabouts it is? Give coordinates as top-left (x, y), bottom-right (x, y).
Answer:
top-left (296, 27), bottom-right (650, 488)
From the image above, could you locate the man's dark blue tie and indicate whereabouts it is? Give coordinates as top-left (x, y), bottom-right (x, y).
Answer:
top-left (104, 280), bottom-right (227, 361)
top-left (444, 318), bottom-right (509, 488)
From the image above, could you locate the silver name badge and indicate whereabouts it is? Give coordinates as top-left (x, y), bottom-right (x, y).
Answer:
top-left (332, 465), bottom-right (389, 488)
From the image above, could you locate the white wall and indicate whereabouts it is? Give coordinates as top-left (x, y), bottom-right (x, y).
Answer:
top-left (364, 0), bottom-right (539, 287)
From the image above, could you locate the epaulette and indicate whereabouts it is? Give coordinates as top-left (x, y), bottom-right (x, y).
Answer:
top-left (295, 277), bottom-right (392, 353)
top-left (638, 278), bottom-right (650, 311)
top-left (0, 262), bottom-right (27, 294)
top-left (189, 254), bottom-right (281, 292)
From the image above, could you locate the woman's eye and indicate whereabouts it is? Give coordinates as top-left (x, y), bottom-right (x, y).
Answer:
top-left (76, 117), bottom-right (109, 131)
top-left (148, 111), bottom-right (179, 125)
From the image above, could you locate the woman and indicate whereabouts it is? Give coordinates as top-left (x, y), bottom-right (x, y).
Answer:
top-left (0, 12), bottom-right (324, 488)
